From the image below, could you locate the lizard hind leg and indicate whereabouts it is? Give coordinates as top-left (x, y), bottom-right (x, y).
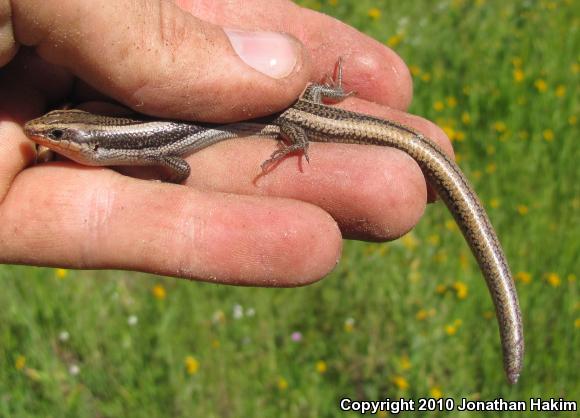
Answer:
top-left (155, 156), bottom-right (191, 183)
top-left (301, 57), bottom-right (356, 103)
top-left (261, 123), bottom-right (310, 170)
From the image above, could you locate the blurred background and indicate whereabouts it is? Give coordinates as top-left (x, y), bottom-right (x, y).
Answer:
top-left (1, 0), bottom-right (578, 416)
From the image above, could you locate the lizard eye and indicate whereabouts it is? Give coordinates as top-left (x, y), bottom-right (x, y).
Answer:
top-left (48, 129), bottom-right (64, 140)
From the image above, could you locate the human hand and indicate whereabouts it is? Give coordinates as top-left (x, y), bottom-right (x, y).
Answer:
top-left (0, 0), bottom-right (453, 285)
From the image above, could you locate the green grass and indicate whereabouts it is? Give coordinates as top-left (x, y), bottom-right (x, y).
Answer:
top-left (1, 0), bottom-right (578, 416)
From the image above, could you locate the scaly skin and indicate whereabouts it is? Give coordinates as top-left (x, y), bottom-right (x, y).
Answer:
top-left (24, 75), bottom-right (524, 384)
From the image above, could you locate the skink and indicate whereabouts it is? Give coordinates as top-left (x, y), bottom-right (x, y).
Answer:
top-left (24, 67), bottom-right (524, 384)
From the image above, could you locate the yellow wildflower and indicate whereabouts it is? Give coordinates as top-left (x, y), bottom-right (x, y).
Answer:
top-left (387, 33), bottom-right (404, 47)
top-left (445, 321), bottom-right (461, 335)
top-left (185, 356), bottom-right (199, 375)
top-left (328, 0), bottom-right (338, 6)
top-left (546, 272), bottom-right (561, 287)
top-left (513, 69), bottom-right (525, 82)
top-left (368, 7), bottom-right (381, 20)
top-left (492, 121), bottom-right (507, 132)
top-left (344, 317), bottom-right (355, 333)
top-left (555, 85), bottom-right (566, 97)
top-left (445, 324), bottom-right (456, 335)
top-left (575, 319), bottom-right (580, 329)
top-left (316, 360), bottom-right (328, 374)
top-left (15, 355), bottom-right (26, 370)
top-left (211, 339), bottom-right (221, 349)
top-left (446, 97), bottom-right (458, 107)
top-left (485, 163), bottom-right (497, 174)
top-left (436, 284), bottom-right (447, 294)
top-left (430, 386), bottom-right (443, 399)
top-left (399, 354), bottom-right (411, 370)
top-left (401, 233), bottom-right (419, 251)
top-left (277, 377), bottom-right (289, 390)
top-left (461, 111), bottom-right (471, 125)
top-left (212, 310), bottom-right (225, 324)
top-left (433, 101), bottom-right (445, 111)
top-left (486, 144), bottom-right (496, 155)
top-left (445, 219), bottom-right (457, 231)
top-left (543, 129), bottom-right (555, 142)
top-left (472, 170), bottom-right (482, 180)
top-left (442, 125), bottom-right (455, 141)
top-left (534, 79), bottom-right (548, 92)
top-left (427, 234), bottom-right (440, 245)
top-left (572, 63), bottom-right (580, 74)
top-left (453, 282), bottom-right (468, 299)
top-left (55, 268), bottom-right (68, 279)
top-left (455, 131), bottom-right (465, 142)
top-left (409, 65), bottom-right (421, 76)
top-left (416, 309), bottom-right (428, 320)
top-left (569, 115), bottom-right (577, 125)
top-left (490, 198), bottom-right (500, 209)
top-left (392, 375), bottom-right (409, 390)
top-left (517, 205), bottom-right (529, 215)
top-left (152, 284), bottom-right (167, 300)
top-left (515, 271), bottom-right (532, 284)
top-left (511, 57), bottom-right (523, 67)
top-left (421, 72), bottom-right (432, 82)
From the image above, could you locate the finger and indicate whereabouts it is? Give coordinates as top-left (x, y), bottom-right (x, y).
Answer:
top-left (180, 0), bottom-right (413, 110)
top-left (11, 0), bottom-right (310, 121)
top-left (183, 99), bottom-right (454, 241)
top-left (0, 0), bottom-right (18, 66)
top-left (0, 120), bottom-right (35, 202)
top-left (0, 164), bottom-right (341, 286)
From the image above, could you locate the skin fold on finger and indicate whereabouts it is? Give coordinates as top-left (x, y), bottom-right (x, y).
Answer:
top-left (178, 0), bottom-right (413, 110)
top-left (183, 98), bottom-right (454, 241)
top-left (10, 0), bottom-right (310, 121)
top-left (0, 165), bottom-right (342, 286)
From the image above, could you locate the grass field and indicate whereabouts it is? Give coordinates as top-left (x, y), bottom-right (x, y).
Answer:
top-left (1, 0), bottom-right (578, 416)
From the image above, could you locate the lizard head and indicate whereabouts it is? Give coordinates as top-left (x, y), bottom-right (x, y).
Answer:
top-left (24, 109), bottom-right (100, 164)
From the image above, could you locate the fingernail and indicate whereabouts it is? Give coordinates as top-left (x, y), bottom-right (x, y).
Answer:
top-left (225, 29), bottom-right (298, 79)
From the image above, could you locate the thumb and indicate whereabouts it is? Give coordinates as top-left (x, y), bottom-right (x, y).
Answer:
top-left (11, 0), bottom-right (310, 121)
